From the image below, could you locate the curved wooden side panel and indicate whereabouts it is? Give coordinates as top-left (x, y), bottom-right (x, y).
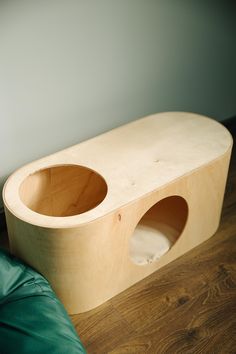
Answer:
top-left (4, 149), bottom-right (231, 314)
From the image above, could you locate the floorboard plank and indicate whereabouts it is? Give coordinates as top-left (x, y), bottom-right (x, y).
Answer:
top-left (109, 275), bottom-right (236, 354)
top-left (71, 303), bottom-right (136, 354)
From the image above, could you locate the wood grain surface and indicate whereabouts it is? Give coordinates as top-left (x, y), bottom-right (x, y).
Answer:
top-left (0, 118), bottom-right (235, 353)
top-left (70, 122), bottom-right (236, 353)
top-left (3, 112), bottom-right (232, 313)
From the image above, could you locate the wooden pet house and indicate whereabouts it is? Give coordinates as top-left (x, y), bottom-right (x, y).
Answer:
top-left (3, 112), bottom-right (232, 313)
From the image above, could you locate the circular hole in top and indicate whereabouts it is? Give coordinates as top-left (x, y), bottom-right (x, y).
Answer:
top-left (19, 165), bottom-right (108, 217)
top-left (130, 196), bottom-right (188, 265)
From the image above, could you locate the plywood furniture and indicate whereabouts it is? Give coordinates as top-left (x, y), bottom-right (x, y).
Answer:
top-left (3, 112), bottom-right (232, 314)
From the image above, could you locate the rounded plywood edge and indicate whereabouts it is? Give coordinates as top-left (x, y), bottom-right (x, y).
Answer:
top-left (130, 196), bottom-right (188, 265)
top-left (19, 165), bottom-right (108, 217)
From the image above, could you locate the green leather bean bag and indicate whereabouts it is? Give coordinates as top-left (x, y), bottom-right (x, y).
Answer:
top-left (0, 249), bottom-right (86, 354)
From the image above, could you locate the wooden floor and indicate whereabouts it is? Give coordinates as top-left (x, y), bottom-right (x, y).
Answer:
top-left (70, 122), bottom-right (236, 354)
top-left (0, 120), bottom-right (235, 353)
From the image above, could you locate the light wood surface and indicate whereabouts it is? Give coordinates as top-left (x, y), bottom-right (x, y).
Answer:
top-left (19, 165), bottom-right (108, 217)
top-left (70, 130), bottom-right (236, 353)
top-left (3, 112), bottom-right (232, 313)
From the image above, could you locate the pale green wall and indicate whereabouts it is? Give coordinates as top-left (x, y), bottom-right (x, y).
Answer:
top-left (0, 1), bottom-right (236, 209)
